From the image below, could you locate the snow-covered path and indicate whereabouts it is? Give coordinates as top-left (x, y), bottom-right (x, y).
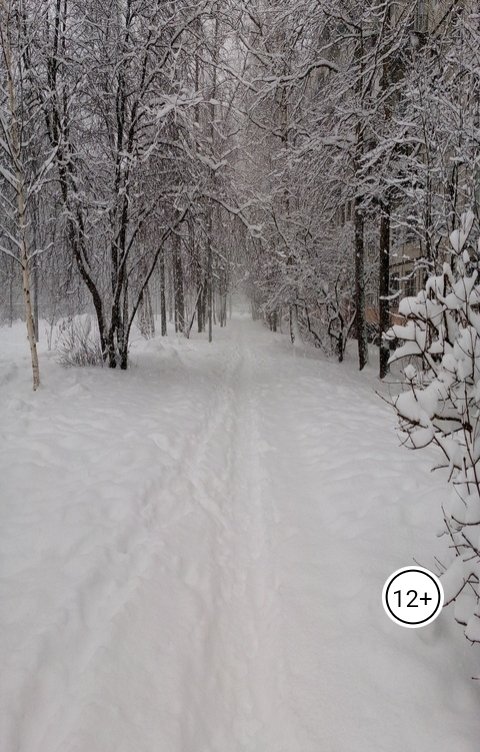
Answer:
top-left (1, 317), bottom-right (479, 751)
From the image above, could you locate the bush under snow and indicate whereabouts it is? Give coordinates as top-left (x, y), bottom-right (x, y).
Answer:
top-left (387, 210), bottom-right (480, 646)
top-left (55, 315), bottom-right (104, 367)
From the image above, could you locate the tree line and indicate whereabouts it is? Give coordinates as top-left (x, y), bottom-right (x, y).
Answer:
top-left (1, 0), bottom-right (478, 388)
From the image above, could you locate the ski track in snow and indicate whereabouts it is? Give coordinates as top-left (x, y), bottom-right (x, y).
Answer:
top-left (1, 317), bottom-right (480, 752)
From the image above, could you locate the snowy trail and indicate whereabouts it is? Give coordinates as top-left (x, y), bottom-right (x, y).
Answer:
top-left (172, 328), bottom-right (288, 750)
top-left (1, 317), bottom-right (480, 751)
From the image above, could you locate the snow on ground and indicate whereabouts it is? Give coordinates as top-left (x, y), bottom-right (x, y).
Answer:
top-left (1, 316), bottom-right (479, 752)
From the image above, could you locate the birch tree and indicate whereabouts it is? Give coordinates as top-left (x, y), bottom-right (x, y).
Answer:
top-left (0, 0), bottom-right (52, 389)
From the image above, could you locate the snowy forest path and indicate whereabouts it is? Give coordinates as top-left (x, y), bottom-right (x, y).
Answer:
top-left (172, 321), bottom-right (295, 751)
top-left (2, 317), bottom-right (480, 752)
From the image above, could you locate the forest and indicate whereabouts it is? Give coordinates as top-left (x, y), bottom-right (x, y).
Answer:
top-left (2, 1), bottom-right (480, 751)
top-left (2, 0), bottom-right (479, 380)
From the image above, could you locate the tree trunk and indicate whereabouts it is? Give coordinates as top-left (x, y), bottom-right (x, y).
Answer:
top-left (31, 193), bottom-right (40, 342)
top-left (173, 230), bottom-right (185, 334)
top-left (379, 5), bottom-right (393, 378)
top-left (169, 261), bottom-right (175, 325)
top-left (207, 243), bottom-right (213, 342)
top-left (3, 22), bottom-right (40, 389)
top-left (354, 197), bottom-right (368, 371)
top-left (354, 26), bottom-right (368, 372)
top-left (159, 244), bottom-right (167, 336)
top-left (33, 259), bottom-right (39, 342)
top-left (119, 277), bottom-right (129, 370)
top-left (18, 184), bottom-right (40, 388)
top-left (138, 284), bottom-right (155, 339)
top-left (222, 293), bottom-right (227, 327)
top-left (206, 11), bottom-right (219, 345)
top-left (289, 305), bottom-right (296, 344)
top-left (8, 256), bottom-right (14, 327)
top-left (21, 249), bottom-right (40, 390)
top-left (197, 277), bottom-right (204, 333)
top-left (379, 203), bottom-right (391, 379)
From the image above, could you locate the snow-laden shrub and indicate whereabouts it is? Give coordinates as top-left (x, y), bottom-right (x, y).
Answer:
top-left (386, 210), bottom-right (480, 646)
top-left (56, 315), bottom-right (103, 367)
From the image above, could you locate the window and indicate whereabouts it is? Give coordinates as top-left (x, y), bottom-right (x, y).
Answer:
top-left (390, 274), bottom-right (400, 295)
top-left (404, 276), bottom-right (416, 297)
top-left (416, 0), bottom-right (428, 32)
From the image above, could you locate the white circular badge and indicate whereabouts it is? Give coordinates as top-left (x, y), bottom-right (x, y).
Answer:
top-left (382, 566), bottom-right (444, 628)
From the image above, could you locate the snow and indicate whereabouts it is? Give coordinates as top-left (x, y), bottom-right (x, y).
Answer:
top-left (450, 210), bottom-right (475, 254)
top-left (1, 317), bottom-right (480, 751)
